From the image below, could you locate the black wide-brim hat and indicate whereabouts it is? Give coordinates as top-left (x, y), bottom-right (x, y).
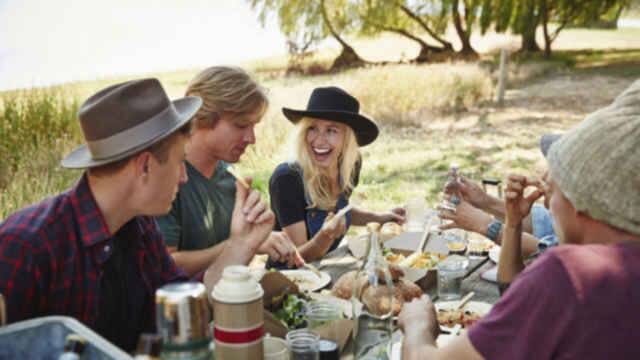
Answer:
top-left (282, 86), bottom-right (379, 146)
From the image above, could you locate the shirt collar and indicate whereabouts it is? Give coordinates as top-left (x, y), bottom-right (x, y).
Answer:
top-left (69, 173), bottom-right (113, 248)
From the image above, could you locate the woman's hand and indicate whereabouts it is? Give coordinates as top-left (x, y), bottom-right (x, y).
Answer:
top-left (318, 212), bottom-right (347, 244)
top-left (378, 207), bottom-right (406, 225)
top-left (505, 174), bottom-right (544, 227)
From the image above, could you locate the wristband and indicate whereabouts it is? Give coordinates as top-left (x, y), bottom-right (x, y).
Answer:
top-left (487, 220), bottom-right (503, 242)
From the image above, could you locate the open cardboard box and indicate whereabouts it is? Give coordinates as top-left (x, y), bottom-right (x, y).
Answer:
top-left (260, 272), bottom-right (353, 352)
top-left (348, 231), bottom-right (449, 292)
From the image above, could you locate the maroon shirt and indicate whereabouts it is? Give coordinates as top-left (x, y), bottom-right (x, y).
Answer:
top-left (0, 174), bottom-right (188, 330)
top-left (468, 243), bottom-right (640, 359)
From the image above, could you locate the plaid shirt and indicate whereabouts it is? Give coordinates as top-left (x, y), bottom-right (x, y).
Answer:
top-left (0, 174), bottom-right (188, 328)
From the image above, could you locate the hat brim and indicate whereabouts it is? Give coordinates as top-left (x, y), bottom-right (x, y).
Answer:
top-left (540, 133), bottom-right (562, 158)
top-left (282, 108), bottom-right (379, 146)
top-left (61, 96), bottom-right (202, 169)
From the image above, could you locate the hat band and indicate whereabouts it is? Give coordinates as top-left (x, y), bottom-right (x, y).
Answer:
top-left (86, 105), bottom-right (182, 160)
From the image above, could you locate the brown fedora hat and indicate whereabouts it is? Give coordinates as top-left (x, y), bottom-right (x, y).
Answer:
top-left (61, 78), bottom-right (202, 168)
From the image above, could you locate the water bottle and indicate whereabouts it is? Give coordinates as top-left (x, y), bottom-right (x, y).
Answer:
top-left (352, 223), bottom-right (394, 359)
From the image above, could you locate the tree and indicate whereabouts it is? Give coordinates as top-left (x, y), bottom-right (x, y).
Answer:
top-left (248, 0), bottom-right (365, 70)
top-left (358, 0), bottom-right (451, 62)
top-left (539, 0), bottom-right (628, 57)
top-left (320, 0), bottom-right (366, 69)
top-left (441, 0), bottom-right (481, 56)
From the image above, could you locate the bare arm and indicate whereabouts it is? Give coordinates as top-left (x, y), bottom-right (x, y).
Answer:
top-left (498, 174), bottom-right (545, 284)
top-left (403, 333), bottom-right (484, 360)
top-left (438, 199), bottom-right (538, 258)
top-left (202, 179), bottom-right (273, 296)
top-left (497, 223), bottom-right (526, 283)
top-left (400, 296), bottom-right (484, 360)
top-left (452, 177), bottom-right (534, 233)
top-left (171, 243), bottom-right (227, 277)
top-left (282, 220), bottom-right (342, 263)
top-left (350, 206), bottom-right (405, 227)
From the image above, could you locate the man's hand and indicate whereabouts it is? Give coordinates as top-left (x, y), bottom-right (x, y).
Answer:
top-left (257, 232), bottom-right (305, 268)
top-left (399, 295), bottom-right (440, 345)
top-left (505, 174), bottom-right (544, 226)
top-left (444, 176), bottom-right (492, 210)
top-left (229, 178), bottom-right (275, 252)
top-left (378, 207), bottom-right (406, 225)
top-left (438, 197), bottom-right (494, 235)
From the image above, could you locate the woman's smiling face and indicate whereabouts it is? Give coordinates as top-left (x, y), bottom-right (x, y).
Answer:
top-left (305, 118), bottom-right (346, 169)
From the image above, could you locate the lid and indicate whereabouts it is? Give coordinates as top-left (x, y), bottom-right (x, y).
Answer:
top-left (156, 282), bottom-right (207, 305)
top-left (319, 339), bottom-right (339, 360)
top-left (211, 265), bottom-right (264, 304)
top-left (64, 334), bottom-right (86, 354)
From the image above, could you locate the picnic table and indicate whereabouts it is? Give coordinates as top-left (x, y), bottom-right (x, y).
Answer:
top-left (309, 238), bottom-right (501, 359)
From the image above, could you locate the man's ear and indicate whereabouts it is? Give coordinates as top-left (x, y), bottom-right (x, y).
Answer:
top-left (134, 152), bottom-right (152, 178)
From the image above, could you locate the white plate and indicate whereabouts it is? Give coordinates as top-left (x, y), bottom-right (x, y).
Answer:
top-left (280, 269), bottom-right (332, 292)
top-left (489, 245), bottom-right (501, 263)
top-left (435, 300), bottom-right (493, 333)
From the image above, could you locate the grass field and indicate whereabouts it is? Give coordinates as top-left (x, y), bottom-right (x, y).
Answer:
top-left (1, 27), bottom-right (639, 221)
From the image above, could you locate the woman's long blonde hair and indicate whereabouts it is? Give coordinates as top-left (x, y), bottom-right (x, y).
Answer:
top-left (294, 117), bottom-right (360, 210)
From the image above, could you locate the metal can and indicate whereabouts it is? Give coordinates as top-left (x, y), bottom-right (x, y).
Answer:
top-left (155, 282), bottom-right (211, 345)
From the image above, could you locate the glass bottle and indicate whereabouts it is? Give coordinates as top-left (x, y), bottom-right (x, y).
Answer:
top-left (444, 163), bottom-right (461, 194)
top-left (352, 223), bottom-right (394, 359)
top-left (134, 333), bottom-right (162, 360)
top-left (58, 334), bottom-right (86, 360)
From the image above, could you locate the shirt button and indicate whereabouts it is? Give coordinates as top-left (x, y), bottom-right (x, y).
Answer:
top-left (104, 245), bottom-right (111, 253)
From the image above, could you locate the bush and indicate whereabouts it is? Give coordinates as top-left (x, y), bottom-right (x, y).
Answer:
top-left (345, 63), bottom-right (494, 126)
top-left (0, 90), bottom-right (81, 219)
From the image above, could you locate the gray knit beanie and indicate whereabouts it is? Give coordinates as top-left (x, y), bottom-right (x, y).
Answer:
top-left (547, 79), bottom-right (640, 236)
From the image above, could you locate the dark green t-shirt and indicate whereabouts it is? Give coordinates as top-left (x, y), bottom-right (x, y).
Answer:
top-left (156, 161), bottom-right (236, 250)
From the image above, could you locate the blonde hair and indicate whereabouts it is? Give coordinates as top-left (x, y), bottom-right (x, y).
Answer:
top-left (294, 117), bottom-right (360, 210)
top-left (185, 66), bottom-right (268, 128)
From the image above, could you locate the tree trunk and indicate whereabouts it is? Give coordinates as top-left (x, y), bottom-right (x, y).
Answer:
top-left (320, 0), bottom-right (365, 70)
top-left (384, 27), bottom-right (434, 62)
top-left (518, 0), bottom-right (541, 53)
top-left (399, 5), bottom-right (454, 51)
top-left (541, 0), bottom-right (552, 58)
top-left (520, 30), bottom-right (541, 52)
top-left (451, 0), bottom-right (477, 55)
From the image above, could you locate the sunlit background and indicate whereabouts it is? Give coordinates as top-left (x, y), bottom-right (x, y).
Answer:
top-left (0, 0), bottom-right (287, 91)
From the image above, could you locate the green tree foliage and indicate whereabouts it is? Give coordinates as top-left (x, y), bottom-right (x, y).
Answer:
top-left (358, 0), bottom-right (454, 62)
top-left (249, 0), bottom-right (365, 70)
top-left (440, 0), bottom-right (482, 56)
top-left (483, 0), bottom-right (631, 55)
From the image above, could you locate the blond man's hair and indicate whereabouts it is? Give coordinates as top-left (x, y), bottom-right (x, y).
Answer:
top-left (294, 117), bottom-right (360, 210)
top-left (186, 66), bottom-right (268, 128)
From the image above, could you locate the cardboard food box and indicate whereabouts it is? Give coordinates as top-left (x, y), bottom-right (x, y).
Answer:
top-left (260, 272), bottom-right (353, 352)
top-left (348, 231), bottom-right (449, 292)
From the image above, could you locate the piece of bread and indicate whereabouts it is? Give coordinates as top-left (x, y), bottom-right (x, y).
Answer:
top-left (380, 222), bottom-right (403, 241)
top-left (396, 279), bottom-right (423, 301)
top-left (361, 285), bottom-right (404, 316)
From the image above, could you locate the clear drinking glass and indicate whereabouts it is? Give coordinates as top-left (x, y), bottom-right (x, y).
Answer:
top-left (286, 329), bottom-right (320, 360)
top-left (306, 301), bottom-right (341, 343)
top-left (405, 197), bottom-right (426, 232)
top-left (437, 255), bottom-right (469, 301)
top-left (443, 230), bottom-right (467, 255)
top-left (467, 233), bottom-right (487, 259)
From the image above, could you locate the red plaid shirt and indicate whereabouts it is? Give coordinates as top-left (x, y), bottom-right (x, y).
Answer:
top-left (0, 174), bottom-right (188, 328)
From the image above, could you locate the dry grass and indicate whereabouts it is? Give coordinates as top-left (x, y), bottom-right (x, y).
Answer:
top-left (1, 26), bottom-right (638, 220)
